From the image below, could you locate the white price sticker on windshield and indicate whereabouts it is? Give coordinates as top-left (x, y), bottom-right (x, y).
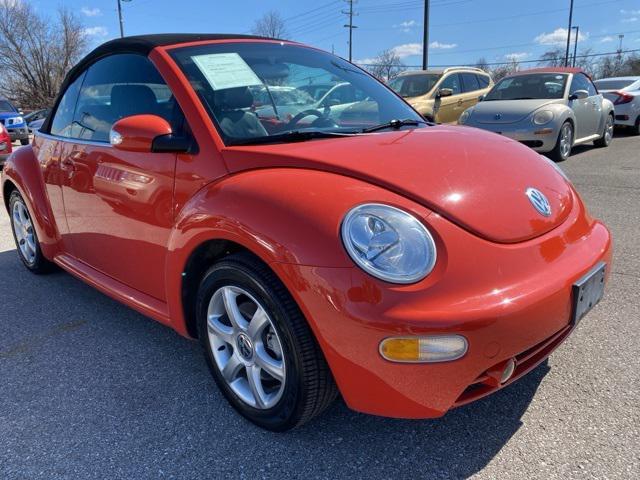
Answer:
top-left (192, 53), bottom-right (262, 91)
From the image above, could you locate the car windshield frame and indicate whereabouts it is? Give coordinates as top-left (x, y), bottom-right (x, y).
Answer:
top-left (0, 100), bottom-right (17, 113)
top-left (484, 73), bottom-right (569, 101)
top-left (168, 41), bottom-right (424, 146)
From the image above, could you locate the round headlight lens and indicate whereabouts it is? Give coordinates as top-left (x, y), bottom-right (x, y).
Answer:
top-left (458, 109), bottom-right (471, 124)
top-left (533, 110), bottom-right (554, 125)
top-left (341, 203), bottom-right (437, 284)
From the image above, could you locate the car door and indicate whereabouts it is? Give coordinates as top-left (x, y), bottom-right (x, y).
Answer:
top-left (569, 73), bottom-right (598, 139)
top-left (460, 72), bottom-right (482, 112)
top-left (59, 54), bottom-right (184, 302)
top-left (434, 73), bottom-right (462, 123)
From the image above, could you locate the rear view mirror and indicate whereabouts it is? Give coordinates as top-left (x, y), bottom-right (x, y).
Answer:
top-left (569, 89), bottom-right (589, 101)
top-left (437, 88), bottom-right (454, 98)
top-left (110, 114), bottom-right (192, 153)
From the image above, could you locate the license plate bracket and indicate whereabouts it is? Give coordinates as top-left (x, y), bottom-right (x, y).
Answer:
top-left (572, 262), bottom-right (606, 326)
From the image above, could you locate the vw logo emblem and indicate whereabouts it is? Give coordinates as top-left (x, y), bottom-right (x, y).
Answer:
top-left (236, 333), bottom-right (254, 360)
top-left (526, 187), bottom-right (552, 217)
top-left (494, 113), bottom-right (502, 120)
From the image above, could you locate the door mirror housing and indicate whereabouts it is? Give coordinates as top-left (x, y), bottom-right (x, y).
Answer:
top-left (477, 94), bottom-right (485, 102)
top-left (437, 88), bottom-right (454, 98)
top-left (569, 89), bottom-right (589, 101)
top-left (110, 114), bottom-right (192, 153)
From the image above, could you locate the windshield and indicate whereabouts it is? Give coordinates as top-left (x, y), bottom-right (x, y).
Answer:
top-left (0, 100), bottom-right (16, 112)
top-left (389, 74), bottom-right (441, 98)
top-left (485, 73), bottom-right (568, 101)
top-left (594, 79), bottom-right (637, 91)
top-left (170, 42), bottom-right (423, 144)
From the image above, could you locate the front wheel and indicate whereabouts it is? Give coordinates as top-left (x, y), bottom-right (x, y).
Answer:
top-left (548, 122), bottom-right (573, 162)
top-left (8, 190), bottom-right (55, 273)
top-left (594, 114), bottom-right (614, 147)
top-left (196, 253), bottom-right (337, 431)
top-left (20, 138), bottom-right (29, 146)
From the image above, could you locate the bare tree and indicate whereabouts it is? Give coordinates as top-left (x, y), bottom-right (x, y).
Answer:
top-left (474, 57), bottom-right (490, 73)
top-left (491, 58), bottom-right (520, 82)
top-left (538, 48), bottom-right (565, 68)
top-left (0, 1), bottom-right (87, 109)
top-left (365, 49), bottom-right (405, 82)
top-left (252, 10), bottom-right (288, 39)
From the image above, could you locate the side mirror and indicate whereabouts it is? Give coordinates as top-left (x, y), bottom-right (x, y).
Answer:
top-left (569, 89), bottom-right (589, 101)
top-left (109, 114), bottom-right (192, 153)
top-left (437, 88), bottom-right (454, 98)
top-left (477, 94), bottom-right (485, 102)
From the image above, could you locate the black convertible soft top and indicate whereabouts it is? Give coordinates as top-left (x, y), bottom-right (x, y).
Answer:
top-left (42, 34), bottom-right (279, 133)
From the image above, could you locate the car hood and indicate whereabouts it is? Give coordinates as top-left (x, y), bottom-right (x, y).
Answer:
top-left (470, 99), bottom-right (564, 124)
top-left (222, 126), bottom-right (573, 244)
top-left (0, 111), bottom-right (19, 119)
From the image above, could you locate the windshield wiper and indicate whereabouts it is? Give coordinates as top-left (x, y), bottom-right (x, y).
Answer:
top-left (227, 130), bottom-right (359, 146)
top-left (362, 118), bottom-right (426, 133)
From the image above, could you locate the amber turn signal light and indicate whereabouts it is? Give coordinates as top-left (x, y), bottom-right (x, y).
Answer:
top-left (379, 335), bottom-right (468, 363)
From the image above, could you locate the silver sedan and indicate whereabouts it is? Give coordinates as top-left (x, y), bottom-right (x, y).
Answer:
top-left (458, 68), bottom-right (615, 161)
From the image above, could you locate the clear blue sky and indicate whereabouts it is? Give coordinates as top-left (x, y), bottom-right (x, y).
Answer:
top-left (39, 0), bottom-right (640, 67)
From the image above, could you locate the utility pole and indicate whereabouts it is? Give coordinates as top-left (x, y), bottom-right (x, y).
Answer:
top-left (572, 26), bottom-right (579, 67)
top-left (564, 0), bottom-right (574, 66)
top-left (422, 0), bottom-right (430, 70)
top-left (117, 0), bottom-right (132, 38)
top-left (342, 0), bottom-right (357, 62)
top-left (617, 34), bottom-right (624, 55)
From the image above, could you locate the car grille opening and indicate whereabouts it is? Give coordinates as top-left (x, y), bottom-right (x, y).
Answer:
top-left (453, 324), bottom-right (573, 407)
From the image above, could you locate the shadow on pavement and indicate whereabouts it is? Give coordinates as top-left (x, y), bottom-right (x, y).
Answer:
top-left (0, 248), bottom-right (548, 479)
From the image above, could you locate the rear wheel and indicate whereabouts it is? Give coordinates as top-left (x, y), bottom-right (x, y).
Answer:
top-left (196, 253), bottom-right (337, 431)
top-left (8, 190), bottom-right (55, 273)
top-left (594, 114), bottom-right (614, 147)
top-left (548, 122), bottom-right (573, 162)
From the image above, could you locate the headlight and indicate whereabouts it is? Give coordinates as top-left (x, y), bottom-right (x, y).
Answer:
top-left (341, 203), bottom-right (437, 284)
top-left (458, 109), bottom-right (472, 124)
top-left (533, 110), bottom-right (554, 125)
top-left (6, 116), bottom-right (23, 125)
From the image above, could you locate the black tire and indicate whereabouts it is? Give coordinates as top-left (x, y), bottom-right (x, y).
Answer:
top-left (8, 190), bottom-right (55, 273)
top-left (20, 138), bottom-right (29, 146)
top-left (594, 114), bottom-right (614, 147)
top-left (631, 116), bottom-right (640, 136)
top-left (196, 252), bottom-right (337, 431)
top-left (548, 121), bottom-right (573, 162)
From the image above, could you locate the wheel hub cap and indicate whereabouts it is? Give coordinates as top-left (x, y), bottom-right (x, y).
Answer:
top-left (206, 285), bottom-right (286, 410)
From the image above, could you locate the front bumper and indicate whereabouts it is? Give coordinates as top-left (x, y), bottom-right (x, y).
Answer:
top-left (7, 126), bottom-right (29, 141)
top-left (464, 121), bottom-right (559, 153)
top-left (274, 189), bottom-right (612, 418)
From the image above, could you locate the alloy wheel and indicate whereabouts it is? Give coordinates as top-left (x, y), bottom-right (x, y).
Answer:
top-left (206, 285), bottom-right (286, 410)
top-left (604, 116), bottom-right (614, 144)
top-left (560, 123), bottom-right (572, 159)
top-left (12, 199), bottom-right (37, 265)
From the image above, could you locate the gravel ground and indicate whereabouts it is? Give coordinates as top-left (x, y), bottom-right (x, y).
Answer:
top-left (0, 133), bottom-right (638, 479)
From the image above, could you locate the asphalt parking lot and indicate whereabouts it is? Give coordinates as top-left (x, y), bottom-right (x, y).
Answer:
top-left (0, 134), bottom-right (639, 479)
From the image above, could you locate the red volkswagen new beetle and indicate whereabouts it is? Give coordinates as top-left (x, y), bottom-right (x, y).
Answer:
top-left (2, 35), bottom-right (612, 431)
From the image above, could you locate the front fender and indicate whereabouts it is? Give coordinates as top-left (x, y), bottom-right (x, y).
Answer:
top-left (163, 168), bottom-right (434, 334)
top-left (1, 146), bottom-right (58, 258)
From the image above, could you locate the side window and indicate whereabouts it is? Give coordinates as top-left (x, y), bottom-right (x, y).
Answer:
top-left (477, 74), bottom-right (490, 88)
top-left (72, 54), bottom-right (182, 142)
top-left (438, 74), bottom-right (461, 95)
top-left (50, 72), bottom-right (85, 137)
top-left (570, 73), bottom-right (592, 96)
top-left (461, 73), bottom-right (480, 92)
top-left (586, 77), bottom-right (598, 96)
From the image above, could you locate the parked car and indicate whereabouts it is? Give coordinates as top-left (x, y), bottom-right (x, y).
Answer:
top-left (24, 108), bottom-right (51, 134)
top-left (0, 122), bottom-right (12, 165)
top-left (593, 76), bottom-right (640, 135)
top-left (389, 67), bottom-right (493, 123)
top-left (459, 68), bottom-right (615, 161)
top-left (2, 34), bottom-right (612, 431)
top-left (0, 98), bottom-right (29, 145)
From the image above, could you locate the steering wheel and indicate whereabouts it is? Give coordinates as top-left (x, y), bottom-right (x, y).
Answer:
top-left (286, 109), bottom-right (328, 129)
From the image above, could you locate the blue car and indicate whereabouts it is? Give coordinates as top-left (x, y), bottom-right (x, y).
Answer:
top-left (0, 97), bottom-right (29, 145)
